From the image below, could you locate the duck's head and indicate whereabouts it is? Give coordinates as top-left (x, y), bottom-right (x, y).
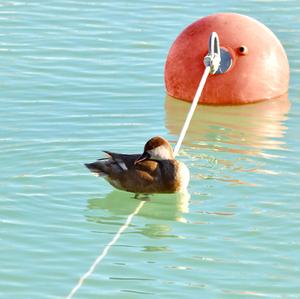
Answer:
top-left (135, 136), bottom-right (174, 164)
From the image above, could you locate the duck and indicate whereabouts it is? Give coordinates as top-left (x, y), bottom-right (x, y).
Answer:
top-left (85, 136), bottom-right (190, 194)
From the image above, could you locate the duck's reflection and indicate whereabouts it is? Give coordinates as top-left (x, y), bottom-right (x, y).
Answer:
top-left (165, 95), bottom-right (290, 156)
top-left (86, 191), bottom-right (190, 249)
top-left (87, 190), bottom-right (190, 223)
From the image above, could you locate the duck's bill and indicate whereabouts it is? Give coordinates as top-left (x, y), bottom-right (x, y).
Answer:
top-left (134, 152), bottom-right (150, 164)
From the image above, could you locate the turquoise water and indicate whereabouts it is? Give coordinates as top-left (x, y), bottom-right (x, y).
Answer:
top-left (1, 1), bottom-right (300, 298)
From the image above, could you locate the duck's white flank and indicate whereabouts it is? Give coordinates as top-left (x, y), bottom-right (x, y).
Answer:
top-left (177, 161), bottom-right (190, 191)
top-left (116, 160), bottom-right (128, 171)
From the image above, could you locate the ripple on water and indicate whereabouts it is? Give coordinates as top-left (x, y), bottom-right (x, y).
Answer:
top-left (1, 0), bottom-right (300, 298)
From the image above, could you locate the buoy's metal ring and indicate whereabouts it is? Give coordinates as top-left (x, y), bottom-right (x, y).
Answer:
top-left (204, 32), bottom-right (221, 74)
top-left (204, 32), bottom-right (232, 74)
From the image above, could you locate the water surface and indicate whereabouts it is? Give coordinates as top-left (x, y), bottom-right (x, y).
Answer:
top-left (1, 0), bottom-right (300, 298)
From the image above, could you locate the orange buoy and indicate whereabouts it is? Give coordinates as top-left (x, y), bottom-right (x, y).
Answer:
top-left (164, 13), bottom-right (290, 105)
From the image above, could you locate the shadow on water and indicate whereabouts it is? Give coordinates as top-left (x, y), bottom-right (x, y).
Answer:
top-left (86, 190), bottom-right (190, 223)
top-left (165, 95), bottom-right (291, 156)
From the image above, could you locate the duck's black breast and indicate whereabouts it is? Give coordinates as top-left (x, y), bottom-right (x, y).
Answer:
top-left (157, 160), bottom-right (178, 191)
top-left (136, 159), bottom-right (178, 193)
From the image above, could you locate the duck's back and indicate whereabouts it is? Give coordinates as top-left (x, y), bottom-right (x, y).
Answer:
top-left (86, 151), bottom-right (189, 194)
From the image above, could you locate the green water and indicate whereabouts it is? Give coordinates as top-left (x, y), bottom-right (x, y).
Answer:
top-left (1, 1), bottom-right (300, 298)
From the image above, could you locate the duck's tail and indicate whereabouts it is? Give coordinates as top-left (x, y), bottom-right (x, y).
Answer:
top-left (85, 161), bottom-right (108, 177)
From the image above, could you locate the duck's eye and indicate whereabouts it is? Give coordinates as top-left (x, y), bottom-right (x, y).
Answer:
top-left (134, 152), bottom-right (151, 164)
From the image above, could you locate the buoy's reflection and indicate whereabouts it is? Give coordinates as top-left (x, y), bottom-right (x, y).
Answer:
top-left (87, 190), bottom-right (190, 223)
top-left (165, 95), bottom-right (290, 156)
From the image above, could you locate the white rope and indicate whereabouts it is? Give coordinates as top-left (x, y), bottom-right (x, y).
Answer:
top-left (173, 32), bottom-right (221, 156)
top-left (66, 200), bottom-right (146, 299)
top-left (173, 66), bottom-right (210, 157)
top-left (66, 66), bottom-right (210, 298)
